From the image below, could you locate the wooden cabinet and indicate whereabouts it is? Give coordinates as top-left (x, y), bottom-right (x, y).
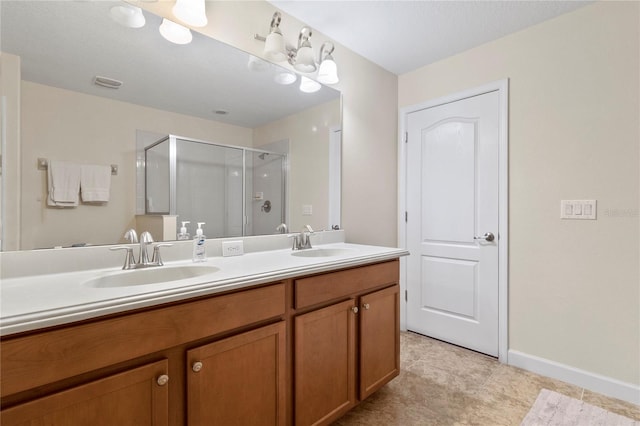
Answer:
top-left (187, 322), bottom-right (286, 426)
top-left (294, 299), bottom-right (357, 426)
top-left (293, 260), bottom-right (400, 426)
top-left (359, 285), bottom-right (400, 399)
top-left (1, 283), bottom-right (285, 426)
top-left (1, 359), bottom-right (169, 425)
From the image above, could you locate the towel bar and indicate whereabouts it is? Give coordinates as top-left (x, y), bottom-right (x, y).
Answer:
top-left (38, 158), bottom-right (118, 176)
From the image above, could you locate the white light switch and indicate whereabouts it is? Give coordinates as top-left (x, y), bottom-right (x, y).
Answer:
top-left (561, 200), bottom-right (597, 220)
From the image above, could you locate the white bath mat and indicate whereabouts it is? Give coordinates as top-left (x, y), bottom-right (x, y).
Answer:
top-left (521, 389), bottom-right (639, 426)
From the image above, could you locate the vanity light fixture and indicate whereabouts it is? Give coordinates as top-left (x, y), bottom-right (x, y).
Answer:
top-left (299, 76), bottom-right (321, 93)
top-left (172, 0), bottom-right (208, 28)
top-left (317, 42), bottom-right (339, 84)
top-left (159, 18), bottom-right (192, 45)
top-left (109, 4), bottom-right (146, 29)
top-left (254, 12), bottom-right (340, 85)
top-left (292, 27), bottom-right (316, 73)
top-left (262, 12), bottom-right (287, 62)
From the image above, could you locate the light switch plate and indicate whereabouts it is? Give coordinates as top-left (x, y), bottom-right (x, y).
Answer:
top-left (560, 200), bottom-right (597, 220)
top-left (222, 240), bottom-right (244, 257)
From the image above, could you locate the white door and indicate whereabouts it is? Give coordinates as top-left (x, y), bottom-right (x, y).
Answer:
top-left (406, 91), bottom-right (500, 357)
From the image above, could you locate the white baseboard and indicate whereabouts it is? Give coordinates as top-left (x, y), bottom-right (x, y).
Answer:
top-left (508, 350), bottom-right (640, 406)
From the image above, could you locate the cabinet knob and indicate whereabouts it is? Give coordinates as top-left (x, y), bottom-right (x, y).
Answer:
top-left (156, 374), bottom-right (169, 386)
top-left (362, 303), bottom-right (370, 310)
top-left (192, 361), bottom-right (203, 372)
top-left (351, 306), bottom-right (359, 314)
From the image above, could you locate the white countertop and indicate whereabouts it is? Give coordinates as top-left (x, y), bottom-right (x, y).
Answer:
top-left (1, 242), bottom-right (408, 336)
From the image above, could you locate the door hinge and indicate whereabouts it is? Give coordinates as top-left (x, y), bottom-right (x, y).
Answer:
top-left (405, 290), bottom-right (408, 302)
top-left (405, 211), bottom-right (408, 222)
top-left (404, 132), bottom-right (408, 143)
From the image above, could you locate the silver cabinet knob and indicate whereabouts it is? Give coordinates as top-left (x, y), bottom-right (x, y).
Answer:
top-left (362, 303), bottom-right (370, 310)
top-left (156, 374), bottom-right (169, 386)
top-left (192, 361), bottom-right (203, 372)
top-left (474, 232), bottom-right (495, 242)
top-left (351, 306), bottom-right (359, 314)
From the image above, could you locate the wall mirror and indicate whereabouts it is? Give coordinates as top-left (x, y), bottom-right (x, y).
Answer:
top-left (0, 0), bottom-right (341, 251)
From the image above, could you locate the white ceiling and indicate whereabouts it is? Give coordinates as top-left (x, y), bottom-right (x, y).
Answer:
top-left (270, 0), bottom-right (593, 75)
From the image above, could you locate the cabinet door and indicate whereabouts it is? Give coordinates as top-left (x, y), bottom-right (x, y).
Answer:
top-left (295, 299), bottom-right (357, 426)
top-left (360, 285), bottom-right (400, 399)
top-left (0, 359), bottom-right (169, 425)
top-left (187, 322), bottom-right (286, 426)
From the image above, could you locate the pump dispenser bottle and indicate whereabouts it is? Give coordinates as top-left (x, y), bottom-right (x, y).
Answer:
top-left (177, 221), bottom-right (190, 240)
top-left (193, 222), bottom-right (206, 262)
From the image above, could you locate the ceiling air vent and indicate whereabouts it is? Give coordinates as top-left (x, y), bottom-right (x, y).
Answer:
top-left (93, 76), bottom-right (123, 89)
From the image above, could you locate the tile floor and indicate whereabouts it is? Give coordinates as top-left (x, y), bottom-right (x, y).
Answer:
top-left (334, 332), bottom-right (640, 425)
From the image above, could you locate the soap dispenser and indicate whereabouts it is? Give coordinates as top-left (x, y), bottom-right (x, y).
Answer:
top-left (177, 221), bottom-right (190, 240)
top-left (193, 222), bottom-right (206, 262)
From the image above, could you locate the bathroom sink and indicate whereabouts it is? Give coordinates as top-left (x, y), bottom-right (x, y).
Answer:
top-left (291, 248), bottom-right (354, 258)
top-left (85, 265), bottom-right (220, 288)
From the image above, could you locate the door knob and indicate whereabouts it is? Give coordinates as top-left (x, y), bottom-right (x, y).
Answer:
top-left (474, 232), bottom-right (495, 242)
top-left (156, 374), bottom-right (169, 386)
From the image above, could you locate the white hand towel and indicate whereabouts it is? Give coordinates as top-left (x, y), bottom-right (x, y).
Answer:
top-left (80, 164), bottom-right (111, 202)
top-left (47, 160), bottom-right (80, 207)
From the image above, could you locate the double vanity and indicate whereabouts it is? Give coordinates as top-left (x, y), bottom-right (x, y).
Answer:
top-left (0, 231), bottom-right (408, 425)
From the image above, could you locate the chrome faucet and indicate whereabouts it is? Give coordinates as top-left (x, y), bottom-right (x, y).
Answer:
top-left (289, 225), bottom-right (314, 250)
top-left (124, 228), bottom-right (138, 244)
top-left (276, 223), bottom-right (288, 234)
top-left (138, 231), bottom-right (154, 266)
top-left (110, 230), bottom-right (172, 270)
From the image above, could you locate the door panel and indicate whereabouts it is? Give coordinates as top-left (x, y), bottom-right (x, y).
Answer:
top-left (407, 91), bottom-right (500, 357)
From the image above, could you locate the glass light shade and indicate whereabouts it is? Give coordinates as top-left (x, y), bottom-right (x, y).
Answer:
top-left (274, 72), bottom-right (297, 85)
top-left (159, 19), bottom-right (192, 45)
top-left (109, 5), bottom-right (145, 29)
top-left (247, 55), bottom-right (269, 72)
top-left (172, 0), bottom-right (208, 27)
top-left (299, 76), bottom-right (321, 93)
top-left (317, 58), bottom-right (339, 84)
top-left (294, 45), bottom-right (317, 73)
top-left (264, 31), bottom-right (286, 62)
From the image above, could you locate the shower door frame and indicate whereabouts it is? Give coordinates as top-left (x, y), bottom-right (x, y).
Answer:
top-left (144, 134), bottom-right (288, 237)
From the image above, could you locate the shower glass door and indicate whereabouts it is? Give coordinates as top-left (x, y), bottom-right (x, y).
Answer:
top-left (145, 135), bottom-right (287, 239)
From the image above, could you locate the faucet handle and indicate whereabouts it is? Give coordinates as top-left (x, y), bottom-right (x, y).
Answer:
top-left (110, 246), bottom-right (136, 269)
top-left (151, 243), bottom-right (173, 265)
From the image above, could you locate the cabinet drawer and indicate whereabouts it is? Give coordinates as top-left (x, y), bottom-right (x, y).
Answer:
top-left (1, 283), bottom-right (285, 397)
top-left (1, 359), bottom-right (169, 425)
top-left (294, 260), bottom-right (399, 309)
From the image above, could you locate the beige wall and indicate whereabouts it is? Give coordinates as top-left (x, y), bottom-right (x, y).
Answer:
top-left (137, 0), bottom-right (399, 247)
top-left (0, 53), bottom-right (21, 251)
top-left (20, 81), bottom-right (252, 249)
top-left (399, 1), bottom-right (639, 385)
top-left (254, 99), bottom-right (340, 232)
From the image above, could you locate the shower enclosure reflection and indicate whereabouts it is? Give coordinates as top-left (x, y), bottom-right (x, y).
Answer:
top-left (145, 135), bottom-right (287, 239)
